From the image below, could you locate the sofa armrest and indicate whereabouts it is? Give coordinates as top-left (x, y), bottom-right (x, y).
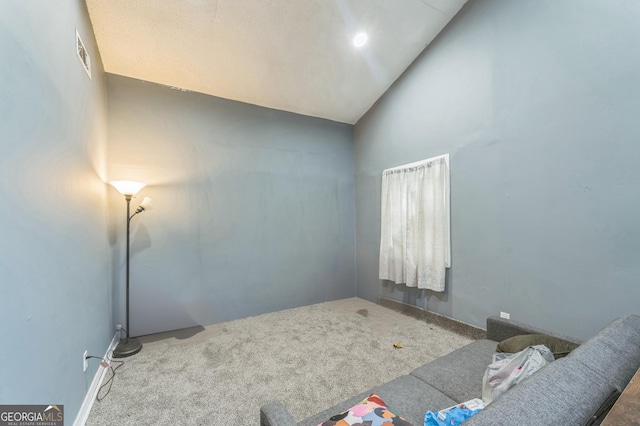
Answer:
top-left (260, 401), bottom-right (297, 426)
top-left (486, 316), bottom-right (582, 344)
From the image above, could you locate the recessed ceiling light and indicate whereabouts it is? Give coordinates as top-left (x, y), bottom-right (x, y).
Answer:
top-left (353, 32), bottom-right (368, 48)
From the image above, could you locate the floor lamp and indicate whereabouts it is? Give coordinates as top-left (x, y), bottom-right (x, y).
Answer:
top-left (110, 180), bottom-right (153, 358)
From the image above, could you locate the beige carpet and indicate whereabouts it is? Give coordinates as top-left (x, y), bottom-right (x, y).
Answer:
top-left (87, 298), bottom-right (476, 425)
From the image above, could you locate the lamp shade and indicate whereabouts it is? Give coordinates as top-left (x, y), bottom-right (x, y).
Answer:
top-left (138, 197), bottom-right (153, 212)
top-left (110, 181), bottom-right (146, 196)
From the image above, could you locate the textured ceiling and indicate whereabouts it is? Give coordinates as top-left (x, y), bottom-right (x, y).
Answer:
top-left (86, 0), bottom-right (467, 124)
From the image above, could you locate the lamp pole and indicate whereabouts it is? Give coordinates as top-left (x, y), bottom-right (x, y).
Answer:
top-left (112, 194), bottom-right (144, 358)
top-left (125, 194), bottom-right (132, 344)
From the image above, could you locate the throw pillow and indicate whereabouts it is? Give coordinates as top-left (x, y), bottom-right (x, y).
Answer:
top-left (497, 334), bottom-right (580, 359)
top-left (318, 393), bottom-right (414, 426)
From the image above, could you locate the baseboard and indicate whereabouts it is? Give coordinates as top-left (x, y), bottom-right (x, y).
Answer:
top-left (377, 297), bottom-right (486, 340)
top-left (73, 332), bottom-right (119, 426)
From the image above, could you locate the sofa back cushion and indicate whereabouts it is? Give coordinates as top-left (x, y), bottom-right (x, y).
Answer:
top-left (568, 314), bottom-right (640, 392)
top-left (463, 358), bottom-right (616, 426)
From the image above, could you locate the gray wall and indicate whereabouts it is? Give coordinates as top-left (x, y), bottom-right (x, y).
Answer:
top-left (355, 0), bottom-right (640, 340)
top-left (106, 75), bottom-right (355, 336)
top-left (0, 0), bottom-right (111, 419)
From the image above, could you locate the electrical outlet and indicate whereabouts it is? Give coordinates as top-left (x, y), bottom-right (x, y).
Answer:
top-left (500, 311), bottom-right (511, 320)
top-left (83, 350), bottom-right (88, 372)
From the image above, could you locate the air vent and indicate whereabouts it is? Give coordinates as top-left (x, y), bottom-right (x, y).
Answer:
top-left (76, 29), bottom-right (92, 79)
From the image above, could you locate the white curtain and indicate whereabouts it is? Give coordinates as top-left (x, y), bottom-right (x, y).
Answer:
top-left (378, 156), bottom-right (449, 291)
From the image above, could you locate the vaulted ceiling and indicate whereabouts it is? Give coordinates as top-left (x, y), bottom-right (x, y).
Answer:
top-left (86, 0), bottom-right (467, 124)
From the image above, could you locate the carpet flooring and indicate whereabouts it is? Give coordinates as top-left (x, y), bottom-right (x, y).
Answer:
top-left (86, 298), bottom-right (476, 425)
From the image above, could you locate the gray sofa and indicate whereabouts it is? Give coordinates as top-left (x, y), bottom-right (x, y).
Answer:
top-left (260, 314), bottom-right (640, 426)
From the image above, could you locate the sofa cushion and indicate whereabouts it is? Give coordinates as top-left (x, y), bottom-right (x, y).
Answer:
top-left (410, 339), bottom-right (497, 402)
top-left (463, 358), bottom-right (617, 426)
top-left (568, 314), bottom-right (640, 392)
top-left (496, 334), bottom-right (580, 358)
top-left (317, 393), bottom-right (414, 426)
top-left (300, 375), bottom-right (457, 426)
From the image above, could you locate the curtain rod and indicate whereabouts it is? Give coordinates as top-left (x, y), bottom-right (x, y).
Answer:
top-left (383, 153), bottom-right (449, 173)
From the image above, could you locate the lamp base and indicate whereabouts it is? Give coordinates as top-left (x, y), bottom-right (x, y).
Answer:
top-left (113, 338), bottom-right (142, 358)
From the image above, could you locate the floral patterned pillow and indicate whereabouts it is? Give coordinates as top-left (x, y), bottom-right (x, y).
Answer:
top-left (318, 393), bottom-right (414, 426)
